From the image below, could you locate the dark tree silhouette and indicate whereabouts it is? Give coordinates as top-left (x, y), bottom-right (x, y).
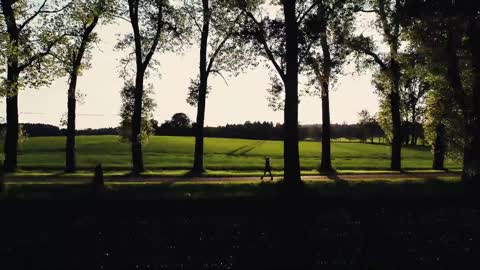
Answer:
top-left (184, 0), bottom-right (246, 174)
top-left (58, 0), bottom-right (114, 173)
top-left (169, 113), bottom-right (191, 128)
top-left (241, 0), bottom-right (320, 183)
top-left (116, 0), bottom-right (185, 174)
top-left (302, 0), bottom-right (355, 172)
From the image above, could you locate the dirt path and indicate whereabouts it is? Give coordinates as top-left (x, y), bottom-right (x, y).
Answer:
top-left (5, 172), bottom-right (461, 183)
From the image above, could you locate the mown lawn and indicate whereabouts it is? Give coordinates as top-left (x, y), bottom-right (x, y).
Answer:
top-left (9, 135), bottom-right (461, 171)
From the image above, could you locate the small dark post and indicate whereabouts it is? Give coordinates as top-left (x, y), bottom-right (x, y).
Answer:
top-left (0, 160), bottom-right (4, 193)
top-left (93, 163), bottom-right (104, 198)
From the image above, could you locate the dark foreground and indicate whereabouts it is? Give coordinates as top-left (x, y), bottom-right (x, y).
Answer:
top-left (1, 198), bottom-right (479, 270)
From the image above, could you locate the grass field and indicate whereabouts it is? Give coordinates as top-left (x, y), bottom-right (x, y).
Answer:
top-left (6, 135), bottom-right (461, 171)
top-left (1, 176), bottom-right (472, 200)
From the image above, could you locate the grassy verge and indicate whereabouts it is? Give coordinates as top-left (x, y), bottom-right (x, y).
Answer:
top-left (2, 176), bottom-right (476, 200)
top-left (4, 168), bottom-right (461, 179)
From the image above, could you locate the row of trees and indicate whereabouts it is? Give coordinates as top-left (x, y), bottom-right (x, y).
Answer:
top-left (155, 113), bottom-right (386, 141)
top-left (1, 0), bottom-right (479, 182)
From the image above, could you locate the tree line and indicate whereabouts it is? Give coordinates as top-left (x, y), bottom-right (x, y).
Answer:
top-left (1, 0), bottom-right (479, 182)
top-left (0, 118), bottom-right (387, 142)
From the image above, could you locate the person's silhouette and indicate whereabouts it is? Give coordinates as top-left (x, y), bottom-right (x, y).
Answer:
top-left (261, 157), bottom-right (273, 181)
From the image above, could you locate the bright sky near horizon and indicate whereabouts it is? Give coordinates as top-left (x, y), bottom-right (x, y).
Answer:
top-left (0, 15), bottom-right (380, 129)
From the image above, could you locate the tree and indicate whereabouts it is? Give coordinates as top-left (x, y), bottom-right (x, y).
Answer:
top-left (348, 0), bottom-right (407, 170)
top-left (56, 0), bottom-right (115, 173)
top-left (118, 80), bottom-right (156, 143)
top-left (424, 88), bottom-right (449, 170)
top-left (0, 0), bottom-right (69, 172)
top-left (169, 112), bottom-right (191, 128)
top-left (184, 0), bottom-right (250, 173)
top-left (358, 109), bottom-right (380, 143)
top-left (302, 0), bottom-right (355, 172)
top-left (406, 0), bottom-right (480, 181)
top-left (400, 52), bottom-right (429, 146)
top-left (240, 0), bottom-right (321, 183)
top-left (116, 0), bottom-right (186, 174)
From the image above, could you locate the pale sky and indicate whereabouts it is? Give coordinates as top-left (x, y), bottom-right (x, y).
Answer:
top-left (0, 17), bottom-right (379, 129)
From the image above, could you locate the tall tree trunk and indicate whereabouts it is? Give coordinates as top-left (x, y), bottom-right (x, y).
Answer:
top-left (4, 65), bottom-right (19, 172)
top-left (4, 94), bottom-right (19, 172)
top-left (64, 17), bottom-right (98, 173)
top-left (432, 123), bottom-right (446, 170)
top-left (65, 72), bottom-right (78, 173)
top-left (131, 71), bottom-right (145, 175)
top-left (446, 23), bottom-right (480, 181)
top-left (390, 60), bottom-right (402, 170)
top-left (410, 105), bottom-right (416, 145)
top-left (2, 0), bottom-right (19, 172)
top-left (282, 0), bottom-right (301, 183)
top-left (318, 12), bottom-right (333, 173)
top-left (192, 0), bottom-right (210, 174)
top-left (319, 83), bottom-right (332, 172)
top-left (463, 15), bottom-right (480, 181)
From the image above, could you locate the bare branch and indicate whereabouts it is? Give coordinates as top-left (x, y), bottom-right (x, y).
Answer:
top-left (356, 8), bottom-right (379, 13)
top-left (297, 2), bottom-right (318, 25)
top-left (210, 69), bottom-right (228, 86)
top-left (19, 0), bottom-right (73, 31)
top-left (112, 14), bottom-right (132, 23)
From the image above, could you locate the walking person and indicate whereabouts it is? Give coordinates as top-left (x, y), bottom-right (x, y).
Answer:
top-left (261, 157), bottom-right (273, 181)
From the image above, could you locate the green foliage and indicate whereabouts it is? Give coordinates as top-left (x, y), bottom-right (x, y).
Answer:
top-left (0, 124), bottom-right (28, 156)
top-left (52, 0), bottom-right (117, 78)
top-left (377, 96), bottom-right (393, 142)
top-left (302, 0), bottom-right (356, 96)
top-left (183, 0), bottom-right (256, 107)
top-left (186, 76), bottom-right (211, 106)
top-left (357, 109), bottom-right (380, 142)
top-left (0, 0), bottom-right (70, 96)
top-left (118, 81), bottom-right (157, 143)
top-left (115, 0), bottom-right (190, 79)
top-left (423, 78), bottom-right (464, 161)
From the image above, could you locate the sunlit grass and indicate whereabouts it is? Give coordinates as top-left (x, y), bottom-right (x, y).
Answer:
top-left (7, 135), bottom-right (461, 172)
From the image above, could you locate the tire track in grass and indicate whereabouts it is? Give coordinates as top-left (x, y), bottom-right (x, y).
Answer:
top-left (226, 141), bottom-right (265, 156)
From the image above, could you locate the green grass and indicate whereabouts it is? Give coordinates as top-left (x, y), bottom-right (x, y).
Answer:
top-left (7, 135), bottom-right (461, 171)
top-left (2, 176), bottom-right (475, 200)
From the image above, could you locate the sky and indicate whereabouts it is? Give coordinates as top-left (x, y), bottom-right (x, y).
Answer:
top-left (0, 14), bottom-right (380, 129)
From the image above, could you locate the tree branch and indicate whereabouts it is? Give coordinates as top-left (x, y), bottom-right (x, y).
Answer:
top-left (297, 2), bottom-right (318, 25)
top-left (112, 14), bottom-right (131, 23)
top-left (19, 0), bottom-right (73, 31)
top-left (244, 10), bottom-right (286, 82)
top-left (142, 3), bottom-right (163, 69)
top-left (356, 8), bottom-right (379, 13)
top-left (298, 41), bottom-right (313, 72)
top-left (184, 0), bottom-right (202, 33)
top-left (18, 33), bottom-right (67, 71)
top-left (206, 12), bottom-right (243, 75)
top-left (210, 69), bottom-right (228, 86)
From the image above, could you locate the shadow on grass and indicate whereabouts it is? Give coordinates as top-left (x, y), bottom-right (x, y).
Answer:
top-left (2, 175), bottom-right (479, 201)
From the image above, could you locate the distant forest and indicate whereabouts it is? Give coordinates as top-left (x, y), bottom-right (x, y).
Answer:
top-left (0, 121), bottom-right (391, 142)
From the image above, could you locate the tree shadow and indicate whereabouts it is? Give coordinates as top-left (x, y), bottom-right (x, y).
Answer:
top-left (183, 169), bottom-right (206, 178)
